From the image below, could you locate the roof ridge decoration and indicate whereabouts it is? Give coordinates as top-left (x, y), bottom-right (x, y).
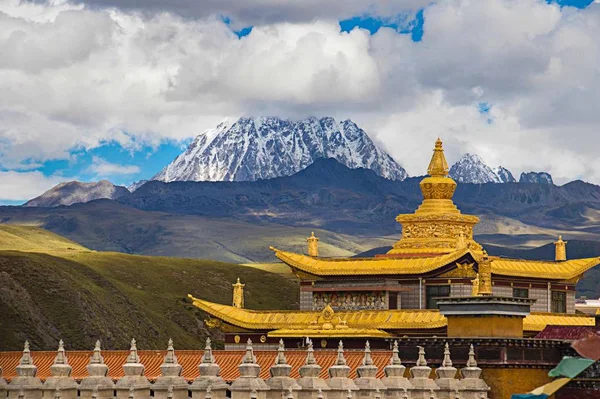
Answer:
top-left (362, 341), bottom-right (373, 366)
top-left (158, 338), bottom-right (184, 378)
top-left (89, 340), bottom-right (104, 365)
top-left (391, 341), bottom-right (402, 366)
top-left (467, 344), bottom-right (477, 368)
top-left (86, 340), bottom-right (110, 378)
top-left (202, 338), bottom-right (216, 364)
top-left (16, 341), bottom-right (37, 377)
top-left (275, 340), bottom-right (287, 365)
top-left (335, 341), bottom-right (347, 366)
top-left (243, 339), bottom-right (257, 364)
top-left (126, 338), bottom-right (140, 364)
top-left (53, 340), bottom-right (67, 365)
top-left (442, 343), bottom-right (453, 368)
top-left (122, 338), bottom-right (145, 377)
top-left (305, 339), bottom-right (317, 365)
top-left (416, 346), bottom-right (427, 367)
top-left (164, 338), bottom-right (178, 365)
top-left (50, 340), bottom-right (72, 377)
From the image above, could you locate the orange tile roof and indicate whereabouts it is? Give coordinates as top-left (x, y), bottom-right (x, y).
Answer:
top-left (0, 350), bottom-right (396, 383)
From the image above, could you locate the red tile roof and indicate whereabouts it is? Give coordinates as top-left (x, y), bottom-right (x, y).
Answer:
top-left (0, 350), bottom-right (397, 383)
top-left (535, 326), bottom-right (597, 340)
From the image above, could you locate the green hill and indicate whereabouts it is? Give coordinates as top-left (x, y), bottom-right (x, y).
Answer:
top-left (0, 224), bottom-right (88, 252)
top-left (0, 227), bottom-right (299, 351)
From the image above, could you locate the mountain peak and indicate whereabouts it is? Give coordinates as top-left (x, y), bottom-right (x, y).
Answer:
top-left (152, 116), bottom-right (408, 183)
top-left (519, 171), bottom-right (554, 184)
top-left (449, 153), bottom-right (502, 183)
top-left (24, 180), bottom-right (130, 207)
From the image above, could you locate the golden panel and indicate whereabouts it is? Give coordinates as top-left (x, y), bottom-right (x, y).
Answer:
top-left (234, 335), bottom-right (240, 343)
top-left (447, 316), bottom-right (523, 338)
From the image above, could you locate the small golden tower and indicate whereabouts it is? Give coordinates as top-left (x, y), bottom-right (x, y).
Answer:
top-left (477, 251), bottom-right (493, 296)
top-left (232, 277), bottom-right (245, 308)
top-left (554, 235), bottom-right (567, 261)
top-left (388, 138), bottom-right (482, 255)
top-left (307, 231), bottom-right (319, 257)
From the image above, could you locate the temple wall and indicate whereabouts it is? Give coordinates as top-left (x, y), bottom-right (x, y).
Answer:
top-left (567, 291), bottom-right (575, 314)
top-left (398, 283), bottom-right (422, 309)
top-left (300, 290), bottom-right (312, 311)
top-left (311, 291), bottom-right (388, 311)
top-left (451, 283), bottom-right (471, 297)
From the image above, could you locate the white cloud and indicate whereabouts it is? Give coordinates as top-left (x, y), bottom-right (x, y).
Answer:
top-left (88, 156), bottom-right (140, 175)
top-left (0, 170), bottom-right (64, 201)
top-left (1, 0), bottom-right (600, 184)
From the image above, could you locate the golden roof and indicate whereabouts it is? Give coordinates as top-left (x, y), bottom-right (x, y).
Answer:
top-left (188, 295), bottom-right (595, 333)
top-left (272, 247), bottom-right (600, 280)
top-left (268, 328), bottom-right (393, 338)
top-left (523, 312), bottom-right (596, 332)
top-left (188, 295), bottom-right (447, 330)
top-left (271, 247), bottom-right (471, 276)
top-left (491, 257), bottom-right (600, 280)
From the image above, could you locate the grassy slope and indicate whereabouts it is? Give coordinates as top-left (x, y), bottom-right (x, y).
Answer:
top-left (0, 226), bottom-right (299, 351)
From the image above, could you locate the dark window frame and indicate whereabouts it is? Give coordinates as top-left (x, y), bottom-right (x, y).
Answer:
top-left (426, 285), bottom-right (450, 309)
top-left (513, 287), bottom-right (529, 298)
top-left (551, 290), bottom-right (567, 313)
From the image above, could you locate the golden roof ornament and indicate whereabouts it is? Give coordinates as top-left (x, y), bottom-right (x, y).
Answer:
top-left (554, 235), bottom-right (567, 261)
top-left (477, 251), bottom-right (493, 296)
top-left (307, 232), bottom-right (319, 257)
top-left (232, 278), bottom-right (245, 308)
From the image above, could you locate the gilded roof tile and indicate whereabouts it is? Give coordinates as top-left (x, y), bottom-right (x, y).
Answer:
top-left (523, 312), bottom-right (596, 332)
top-left (188, 295), bottom-right (447, 330)
top-left (190, 296), bottom-right (595, 334)
top-left (272, 248), bottom-right (600, 280)
top-left (271, 248), bottom-right (471, 276)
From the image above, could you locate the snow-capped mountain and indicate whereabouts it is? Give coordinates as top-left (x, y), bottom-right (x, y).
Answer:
top-left (494, 166), bottom-right (516, 183)
top-left (127, 180), bottom-right (148, 192)
top-left (449, 154), bottom-right (518, 184)
top-left (449, 154), bottom-right (503, 183)
top-left (520, 172), bottom-right (553, 184)
top-left (153, 116), bottom-right (408, 182)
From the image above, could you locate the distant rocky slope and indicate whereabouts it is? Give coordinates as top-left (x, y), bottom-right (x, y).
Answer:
top-left (24, 180), bottom-right (130, 207)
top-left (153, 116), bottom-right (408, 182)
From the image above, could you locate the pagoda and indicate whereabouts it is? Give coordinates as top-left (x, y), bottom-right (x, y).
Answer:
top-left (189, 139), bottom-right (599, 348)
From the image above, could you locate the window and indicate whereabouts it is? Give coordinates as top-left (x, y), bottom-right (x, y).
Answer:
top-left (426, 285), bottom-right (450, 309)
top-left (513, 288), bottom-right (529, 298)
top-left (551, 291), bottom-right (567, 313)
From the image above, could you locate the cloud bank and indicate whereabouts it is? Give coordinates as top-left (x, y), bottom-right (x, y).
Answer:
top-left (1, 0), bottom-right (600, 202)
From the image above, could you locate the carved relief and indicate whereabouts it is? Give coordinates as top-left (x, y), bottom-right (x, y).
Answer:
top-left (402, 223), bottom-right (473, 240)
top-left (312, 291), bottom-right (387, 311)
top-left (440, 262), bottom-right (477, 278)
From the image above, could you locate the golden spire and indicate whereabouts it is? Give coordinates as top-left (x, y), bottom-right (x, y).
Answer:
top-left (387, 138), bottom-right (482, 256)
top-left (427, 138), bottom-right (449, 177)
top-left (554, 235), bottom-right (567, 261)
top-left (307, 231), bottom-right (319, 257)
top-left (232, 278), bottom-right (245, 308)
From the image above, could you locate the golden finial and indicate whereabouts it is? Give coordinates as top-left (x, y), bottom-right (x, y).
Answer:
top-left (427, 138), bottom-right (449, 177)
top-left (232, 278), bottom-right (245, 308)
top-left (307, 231), bottom-right (319, 257)
top-left (554, 235), bottom-right (567, 261)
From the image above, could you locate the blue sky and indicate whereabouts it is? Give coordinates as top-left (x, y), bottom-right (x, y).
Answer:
top-left (0, 0), bottom-right (598, 204)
